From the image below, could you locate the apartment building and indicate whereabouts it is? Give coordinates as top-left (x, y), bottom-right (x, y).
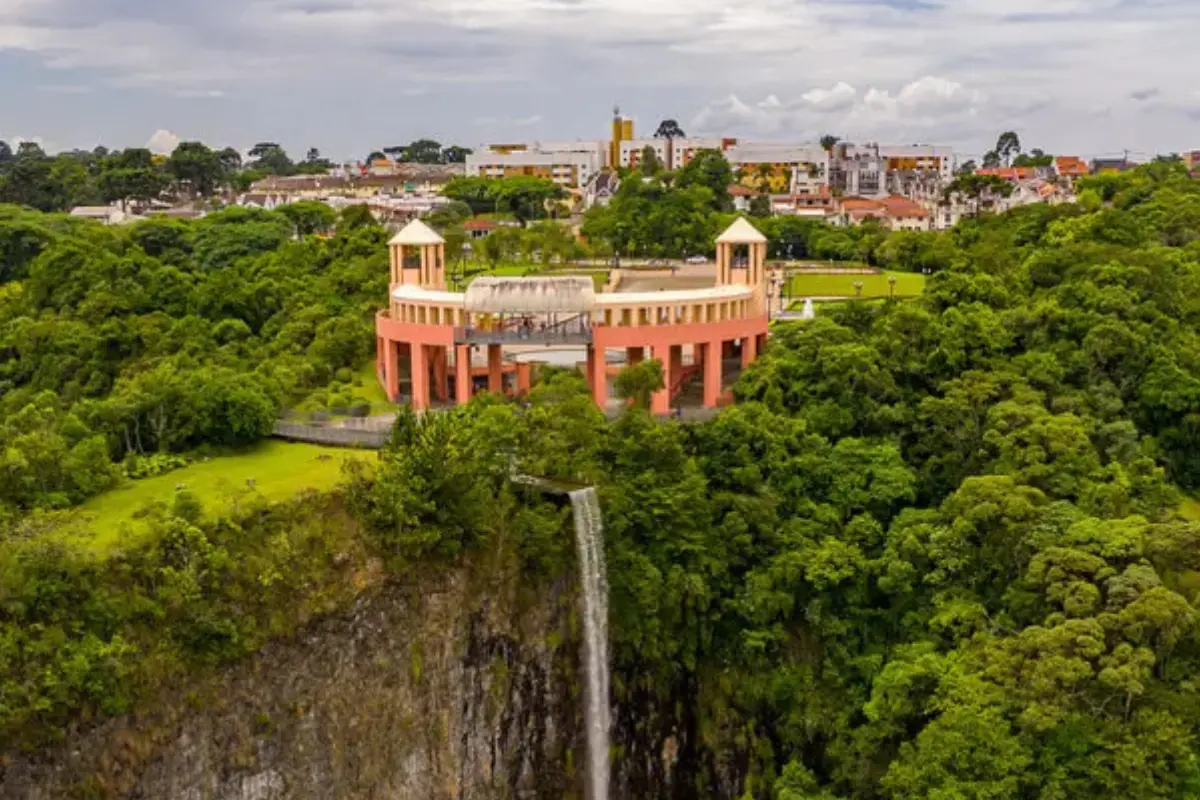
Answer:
top-left (465, 141), bottom-right (606, 189)
top-left (618, 137), bottom-right (735, 171)
top-left (829, 144), bottom-right (886, 197)
top-left (878, 145), bottom-right (956, 181)
top-left (726, 142), bottom-right (829, 195)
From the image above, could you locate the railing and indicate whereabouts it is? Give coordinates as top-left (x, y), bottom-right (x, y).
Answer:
top-left (273, 421), bottom-right (388, 449)
top-left (455, 322), bottom-right (593, 345)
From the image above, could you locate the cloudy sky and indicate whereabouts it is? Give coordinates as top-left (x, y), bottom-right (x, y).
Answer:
top-left (1, 0), bottom-right (1198, 161)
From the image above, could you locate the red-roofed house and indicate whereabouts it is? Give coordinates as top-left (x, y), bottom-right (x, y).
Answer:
top-left (976, 166), bottom-right (1038, 182)
top-left (463, 218), bottom-right (499, 240)
top-left (1054, 156), bottom-right (1089, 180)
top-left (773, 188), bottom-right (835, 219)
top-left (881, 195), bottom-right (932, 231)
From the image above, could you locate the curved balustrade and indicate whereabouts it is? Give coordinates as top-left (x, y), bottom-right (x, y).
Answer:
top-left (375, 218), bottom-right (771, 415)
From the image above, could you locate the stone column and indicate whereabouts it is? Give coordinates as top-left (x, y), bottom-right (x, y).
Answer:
top-left (651, 344), bottom-right (672, 416)
top-left (703, 341), bottom-right (722, 409)
top-left (432, 347), bottom-right (448, 403)
top-left (742, 335), bottom-right (758, 370)
top-left (591, 346), bottom-right (608, 409)
top-left (410, 344), bottom-right (429, 410)
top-left (488, 344), bottom-right (503, 394)
top-left (516, 362), bottom-right (533, 396)
top-left (383, 339), bottom-right (400, 403)
top-left (455, 345), bottom-right (473, 406)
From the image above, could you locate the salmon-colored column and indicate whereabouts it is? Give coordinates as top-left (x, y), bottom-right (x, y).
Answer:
top-left (432, 347), bottom-right (448, 402)
top-left (410, 344), bottom-right (429, 410)
top-left (455, 345), bottom-right (472, 405)
top-left (651, 345), bottom-right (672, 416)
top-left (591, 346), bottom-right (608, 409)
top-left (516, 362), bottom-right (533, 396)
top-left (703, 342), bottom-right (722, 409)
top-left (742, 335), bottom-right (758, 369)
top-left (384, 339), bottom-right (400, 403)
top-left (376, 336), bottom-right (384, 381)
top-left (626, 346), bottom-right (643, 366)
top-left (487, 344), bottom-right (503, 393)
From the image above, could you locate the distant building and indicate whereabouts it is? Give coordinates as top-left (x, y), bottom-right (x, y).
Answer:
top-left (975, 166), bottom-right (1039, 182)
top-left (829, 144), bottom-right (886, 197)
top-left (69, 205), bottom-right (130, 226)
top-left (465, 141), bottom-right (606, 189)
top-left (1054, 156), bottom-right (1090, 180)
top-left (773, 188), bottom-right (835, 220)
top-left (833, 194), bottom-right (931, 231)
top-left (878, 145), bottom-right (956, 181)
top-left (726, 142), bottom-right (829, 195)
top-left (1091, 158), bottom-right (1134, 174)
top-left (618, 137), bottom-right (735, 172)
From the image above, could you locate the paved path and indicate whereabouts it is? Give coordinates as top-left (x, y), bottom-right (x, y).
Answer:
top-left (273, 404), bottom-right (724, 450)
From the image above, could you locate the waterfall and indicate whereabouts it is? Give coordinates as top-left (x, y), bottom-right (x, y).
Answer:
top-left (569, 488), bottom-right (610, 800)
top-left (801, 297), bottom-right (816, 320)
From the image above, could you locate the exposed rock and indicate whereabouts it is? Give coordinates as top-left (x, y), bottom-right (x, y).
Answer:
top-left (1, 569), bottom-right (581, 799)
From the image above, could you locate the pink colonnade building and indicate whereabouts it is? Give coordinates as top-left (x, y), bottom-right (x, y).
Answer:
top-left (375, 217), bottom-right (771, 416)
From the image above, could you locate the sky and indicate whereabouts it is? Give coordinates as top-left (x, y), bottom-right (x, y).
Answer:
top-left (0, 0), bottom-right (1198, 163)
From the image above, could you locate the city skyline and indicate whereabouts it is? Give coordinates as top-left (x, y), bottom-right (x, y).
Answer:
top-left (1, 0), bottom-right (1197, 161)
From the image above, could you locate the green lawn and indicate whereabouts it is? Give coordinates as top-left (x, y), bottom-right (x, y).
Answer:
top-left (77, 441), bottom-right (370, 552)
top-left (788, 271), bottom-right (926, 300)
top-left (353, 360), bottom-right (393, 414)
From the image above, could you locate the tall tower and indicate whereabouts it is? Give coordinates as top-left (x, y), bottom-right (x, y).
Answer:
top-left (388, 219), bottom-right (446, 290)
top-left (609, 106), bottom-right (633, 169)
top-left (715, 218), bottom-right (769, 315)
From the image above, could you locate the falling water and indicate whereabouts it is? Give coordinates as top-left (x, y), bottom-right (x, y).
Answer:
top-left (801, 297), bottom-right (816, 320)
top-left (569, 488), bottom-right (611, 800)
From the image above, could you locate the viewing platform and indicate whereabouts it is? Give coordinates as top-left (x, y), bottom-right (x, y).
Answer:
top-left (375, 218), bottom-right (771, 415)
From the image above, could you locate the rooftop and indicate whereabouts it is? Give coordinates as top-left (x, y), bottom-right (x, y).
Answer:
top-left (716, 217), bottom-right (768, 244)
top-left (389, 219), bottom-right (445, 246)
top-left (465, 276), bottom-right (596, 314)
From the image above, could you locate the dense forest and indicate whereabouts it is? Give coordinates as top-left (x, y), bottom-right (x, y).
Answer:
top-left (4, 162), bottom-right (1200, 798)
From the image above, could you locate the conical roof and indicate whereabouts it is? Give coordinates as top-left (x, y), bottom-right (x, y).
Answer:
top-left (716, 216), bottom-right (767, 244)
top-left (388, 219), bottom-right (445, 246)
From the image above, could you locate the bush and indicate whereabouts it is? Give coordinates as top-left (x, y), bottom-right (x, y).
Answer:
top-left (349, 401), bottom-right (371, 418)
top-left (334, 367), bottom-right (353, 384)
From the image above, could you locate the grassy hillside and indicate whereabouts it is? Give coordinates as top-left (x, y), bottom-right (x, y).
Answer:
top-left (78, 441), bottom-right (370, 551)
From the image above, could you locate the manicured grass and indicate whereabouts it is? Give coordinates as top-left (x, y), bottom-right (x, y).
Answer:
top-left (77, 441), bottom-right (370, 552)
top-left (788, 271), bottom-right (926, 300)
top-left (353, 360), bottom-right (393, 414)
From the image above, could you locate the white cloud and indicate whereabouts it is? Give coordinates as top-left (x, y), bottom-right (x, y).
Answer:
top-left (693, 77), bottom-right (985, 141)
top-left (1, 0), bottom-right (1199, 154)
top-left (146, 129), bottom-right (180, 155)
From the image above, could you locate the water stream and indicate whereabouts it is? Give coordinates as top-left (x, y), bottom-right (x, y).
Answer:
top-left (569, 487), bottom-right (611, 800)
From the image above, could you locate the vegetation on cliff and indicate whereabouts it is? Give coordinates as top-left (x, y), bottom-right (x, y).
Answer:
top-left (5, 162), bottom-right (1200, 798)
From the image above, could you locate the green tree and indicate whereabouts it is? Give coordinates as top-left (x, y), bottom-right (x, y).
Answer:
top-left (168, 142), bottom-right (224, 197)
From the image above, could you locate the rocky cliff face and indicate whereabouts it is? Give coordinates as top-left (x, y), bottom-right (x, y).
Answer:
top-left (1, 566), bottom-right (582, 799)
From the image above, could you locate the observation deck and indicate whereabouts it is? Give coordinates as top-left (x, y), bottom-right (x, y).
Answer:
top-left (375, 218), bottom-right (771, 415)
